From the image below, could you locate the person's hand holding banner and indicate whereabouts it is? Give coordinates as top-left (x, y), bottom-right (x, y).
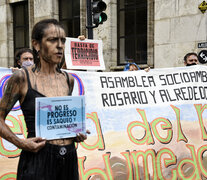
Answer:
top-left (74, 130), bottom-right (91, 143)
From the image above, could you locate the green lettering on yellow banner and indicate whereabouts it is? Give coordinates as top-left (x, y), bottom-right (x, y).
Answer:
top-left (0, 172), bottom-right (16, 180)
top-left (0, 115), bottom-right (27, 157)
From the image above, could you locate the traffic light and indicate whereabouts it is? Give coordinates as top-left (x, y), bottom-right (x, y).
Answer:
top-left (92, 0), bottom-right (107, 26)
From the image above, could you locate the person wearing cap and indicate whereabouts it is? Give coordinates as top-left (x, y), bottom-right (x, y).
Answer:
top-left (124, 62), bottom-right (150, 72)
top-left (124, 62), bottom-right (141, 71)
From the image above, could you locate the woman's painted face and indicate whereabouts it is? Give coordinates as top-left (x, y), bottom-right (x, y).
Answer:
top-left (39, 24), bottom-right (66, 65)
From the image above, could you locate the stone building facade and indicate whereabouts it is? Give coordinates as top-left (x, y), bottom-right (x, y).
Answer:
top-left (155, 0), bottom-right (207, 68)
top-left (0, 0), bottom-right (206, 71)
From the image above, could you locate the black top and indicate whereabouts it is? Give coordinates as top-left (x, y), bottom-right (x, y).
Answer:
top-left (21, 68), bottom-right (71, 138)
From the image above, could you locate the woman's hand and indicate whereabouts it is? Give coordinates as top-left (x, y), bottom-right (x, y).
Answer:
top-left (74, 130), bottom-right (90, 143)
top-left (21, 137), bottom-right (46, 152)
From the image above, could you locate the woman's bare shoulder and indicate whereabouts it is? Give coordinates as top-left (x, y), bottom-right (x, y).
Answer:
top-left (7, 69), bottom-right (27, 98)
top-left (0, 69), bottom-right (26, 116)
top-left (9, 68), bottom-right (26, 83)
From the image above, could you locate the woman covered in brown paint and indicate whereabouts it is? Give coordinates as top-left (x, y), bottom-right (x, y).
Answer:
top-left (0, 19), bottom-right (88, 180)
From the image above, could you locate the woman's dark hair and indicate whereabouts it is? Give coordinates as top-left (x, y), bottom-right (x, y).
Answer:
top-left (14, 48), bottom-right (34, 68)
top-left (31, 18), bottom-right (65, 72)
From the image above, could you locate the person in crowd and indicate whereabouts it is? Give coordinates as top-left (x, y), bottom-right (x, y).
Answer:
top-left (184, 52), bottom-right (199, 66)
top-left (124, 62), bottom-right (150, 72)
top-left (124, 62), bottom-right (141, 71)
top-left (15, 48), bottom-right (34, 68)
top-left (11, 48), bottom-right (34, 72)
top-left (0, 18), bottom-right (88, 180)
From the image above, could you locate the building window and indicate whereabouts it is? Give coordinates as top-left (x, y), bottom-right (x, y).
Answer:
top-left (117, 0), bottom-right (147, 65)
top-left (13, 1), bottom-right (29, 53)
top-left (59, 0), bottom-right (80, 38)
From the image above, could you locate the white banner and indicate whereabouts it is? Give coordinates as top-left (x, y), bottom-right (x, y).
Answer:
top-left (0, 65), bottom-right (207, 179)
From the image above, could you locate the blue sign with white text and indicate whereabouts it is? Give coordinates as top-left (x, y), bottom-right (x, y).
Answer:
top-left (35, 96), bottom-right (85, 140)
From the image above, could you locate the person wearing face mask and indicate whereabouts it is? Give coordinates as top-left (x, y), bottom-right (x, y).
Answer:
top-left (11, 48), bottom-right (34, 72)
top-left (184, 52), bottom-right (199, 66)
top-left (15, 48), bottom-right (34, 68)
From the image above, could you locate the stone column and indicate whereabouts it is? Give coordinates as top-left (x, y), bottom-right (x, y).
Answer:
top-left (0, 1), bottom-right (11, 67)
